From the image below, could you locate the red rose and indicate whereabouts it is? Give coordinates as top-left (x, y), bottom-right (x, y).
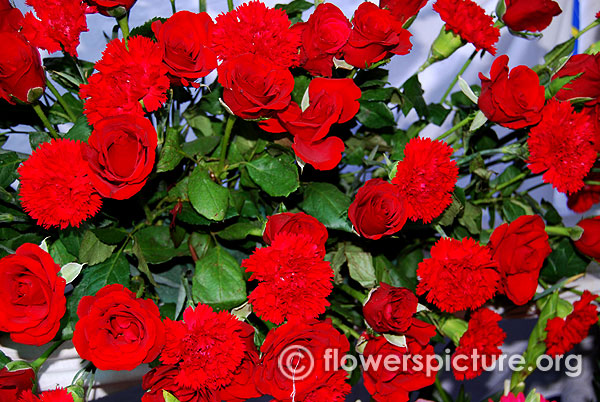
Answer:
top-left (554, 53), bottom-right (600, 105)
top-left (502, 0), bottom-right (561, 32)
top-left (296, 3), bottom-right (351, 77)
top-left (263, 212), bottom-right (328, 255)
top-left (142, 365), bottom-right (217, 402)
top-left (152, 11), bottom-right (217, 87)
top-left (380, 0), bottom-right (428, 24)
top-left (0, 244), bottom-right (65, 346)
top-left (363, 283), bottom-right (418, 333)
top-left (0, 0), bottom-right (23, 32)
top-left (217, 322), bottom-right (261, 402)
top-left (574, 216), bottom-right (600, 260)
top-left (256, 319), bottom-right (350, 401)
top-left (0, 32), bottom-right (45, 105)
top-left (348, 178), bottom-right (407, 240)
top-left (218, 54), bottom-right (294, 120)
top-left (478, 55), bottom-right (545, 129)
top-left (85, 0), bottom-right (136, 16)
top-left (0, 367), bottom-right (35, 400)
top-left (82, 114), bottom-right (157, 200)
top-left (567, 164), bottom-right (600, 213)
top-left (362, 335), bottom-right (437, 402)
top-left (343, 2), bottom-right (412, 68)
top-left (487, 215), bottom-right (552, 306)
top-left (73, 284), bottom-right (165, 371)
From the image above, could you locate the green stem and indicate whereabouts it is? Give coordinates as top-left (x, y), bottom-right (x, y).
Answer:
top-left (545, 225), bottom-right (583, 240)
top-left (198, 0), bottom-right (206, 13)
top-left (31, 102), bottom-right (59, 139)
top-left (170, 0), bottom-right (177, 13)
top-left (585, 180), bottom-right (600, 185)
top-left (117, 14), bottom-right (130, 43)
top-left (486, 171), bottom-right (528, 196)
top-left (440, 49), bottom-right (477, 103)
top-left (338, 283), bottom-right (367, 304)
top-left (31, 340), bottom-right (64, 372)
top-left (227, 0), bottom-right (234, 11)
top-left (45, 79), bottom-right (77, 122)
top-left (434, 376), bottom-right (453, 402)
top-left (437, 114), bottom-right (474, 141)
top-left (218, 115), bottom-right (236, 174)
top-left (328, 316), bottom-right (360, 340)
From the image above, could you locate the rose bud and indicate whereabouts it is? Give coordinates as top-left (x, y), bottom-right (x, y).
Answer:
top-left (574, 216), bottom-right (600, 260)
top-left (0, 32), bottom-right (45, 104)
top-left (0, 366), bottom-right (35, 400)
top-left (478, 55), bottom-right (545, 129)
top-left (502, 0), bottom-right (561, 32)
top-left (81, 114), bottom-right (157, 200)
top-left (487, 215), bottom-right (552, 305)
top-left (348, 178), bottom-right (407, 240)
top-left (363, 283), bottom-right (418, 333)
top-left (152, 11), bottom-right (217, 87)
top-left (263, 212), bottom-right (328, 255)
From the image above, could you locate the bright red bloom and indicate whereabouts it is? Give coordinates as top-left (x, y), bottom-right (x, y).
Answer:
top-left (263, 212), bottom-right (328, 256)
top-left (343, 2), bottom-right (412, 68)
top-left (545, 291), bottom-right (599, 356)
top-left (0, 367), bottom-right (35, 401)
top-left (391, 137), bottom-right (458, 223)
top-left (553, 53), bottom-right (600, 105)
top-left (18, 139), bottom-right (102, 229)
top-left (527, 99), bottom-right (596, 194)
top-left (142, 365), bottom-right (217, 402)
top-left (21, 0), bottom-right (88, 56)
top-left (212, 0), bottom-right (301, 68)
top-left (433, 0), bottom-right (500, 55)
top-left (380, 0), bottom-right (428, 24)
top-left (0, 0), bottom-right (24, 33)
top-left (452, 308), bottom-right (506, 380)
top-left (85, 0), bottom-right (136, 16)
top-left (296, 3), bottom-right (351, 77)
top-left (242, 232), bottom-right (333, 324)
top-left (502, 0), bottom-right (561, 32)
top-left (161, 304), bottom-right (245, 390)
top-left (575, 216), bottom-right (600, 260)
top-left (362, 335), bottom-right (437, 402)
top-left (417, 237), bottom-right (500, 313)
top-left (582, 104), bottom-right (600, 151)
top-left (80, 36), bottom-right (169, 125)
top-left (18, 388), bottom-right (74, 402)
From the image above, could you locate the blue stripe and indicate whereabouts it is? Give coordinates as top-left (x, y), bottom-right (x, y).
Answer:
top-left (573, 0), bottom-right (580, 54)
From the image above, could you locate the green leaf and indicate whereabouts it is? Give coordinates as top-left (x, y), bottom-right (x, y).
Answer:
top-left (29, 131), bottom-right (51, 150)
top-left (428, 104), bottom-right (451, 126)
top-left (157, 127), bottom-right (184, 173)
top-left (65, 115), bottom-right (92, 142)
top-left (48, 93), bottom-right (84, 125)
top-left (402, 75), bottom-right (428, 118)
top-left (182, 136), bottom-right (221, 156)
top-left (78, 230), bottom-right (116, 266)
top-left (458, 202), bottom-right (482, 234)
top-left (546, 72), bottom-right (581, 99)
top-left (0, 350), bottom-right (11, 370)
top-left (129, 17), bottom-right (166, 39)
top-left (458, 76), bottom-right (478, 104)
top-left (300, 182), bottom-right (352, 232)
top-left (356, 101), bottom-right (395, 129)
top-left (188, 167), bottom-right (229, 221)
top-left (136, 226), bottom-right (190, 264)
top-left (186, 115), bottom-right (213, 137)
top-left (43, 57), bottom-right (95, 93)
top-left (132, 237), bottom-right (157, 286)
top-left (541, 238), bottom-right (589, 282)
top-left (360, 88), bottom-right (396, 102)
top-left (491, 165), bottom-right (523, 196)
top-left (390, 248), bottom-right (421, 290)
top-left (275, 0), bottom-right (312, 20)
top-left (291, 75), bottom-right (311, 105)
top-left (501, 199), bottom-right (528, 222)
top-left (192, 246), bottom-right (246, 310)
top-left (246, 153), bottom-right (299, 197)
top-left (162, 390), bottom-right (182, 402)
top-left (0, 152), bottom-right (21, 188)
top-left (344, 245), bottom-right (377, 289)
top-left (539, 39), bottom-right (575, 72)
top-left (58, 262), bottom-right (84, 284)
top-left (217, 221), bottom-right (263, 241)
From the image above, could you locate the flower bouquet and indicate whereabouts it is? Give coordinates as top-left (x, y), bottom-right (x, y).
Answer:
top-left (0, 0), bottom-right (599, 401)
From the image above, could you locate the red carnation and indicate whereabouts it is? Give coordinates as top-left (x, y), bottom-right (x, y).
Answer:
top-left (527, 99), bottom-right (596, 194)
top-left (212, 0), bottom-right (301, 69)
top-left (161, 304), bottom-right (245, 390)
top-left (452, 308), bottom-right (506, 380)
top-left (553, 53), bottom-right (600, 105)
top-left (218, 54), bottom-right (294, 120)
top-left (478, 55), bottom-right (545, 129)
top-left (296, 3), bottom-right (351, 77)
top-left (545, 291), bottom-right (598, 356)
top-left (502, 0), bottom-right (561, 32)
top-left (18, 139), bottom-right (102, 229)
top-left (574, 216), bottom-right (600, 260)
top-left (242, 232), bottom-right (333, 324)
top-left (256, 319), bottom-right (350, 402)
top-left (391, 137), bottom-right (458, 223)
top-left (21, 0), bottom-right (88, 56)
top-left (362, 335), bottom-right (437, 402)
top-left (487, 215), bottom-right (552, 305)
top-left (380, 0), bottom-right (428, 24)
top-left (348, 179), bottom-right (408, 240)
top-left (343, 2), bottom-right (412, 68)
top-left (18, 388), bottom-right (74, 402)
top-left (81, 36), bottom-right (169, 125)
top-left (142, 365), bottom-right (217, 402)
top-left (433, 0), bottom-right (500, 55)
top-left (152, 11), bottom-right (217, 87)
top-left (263, 212), bottom-right (328, 256)
top-left (417, 237), bottom-right (500, 313)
